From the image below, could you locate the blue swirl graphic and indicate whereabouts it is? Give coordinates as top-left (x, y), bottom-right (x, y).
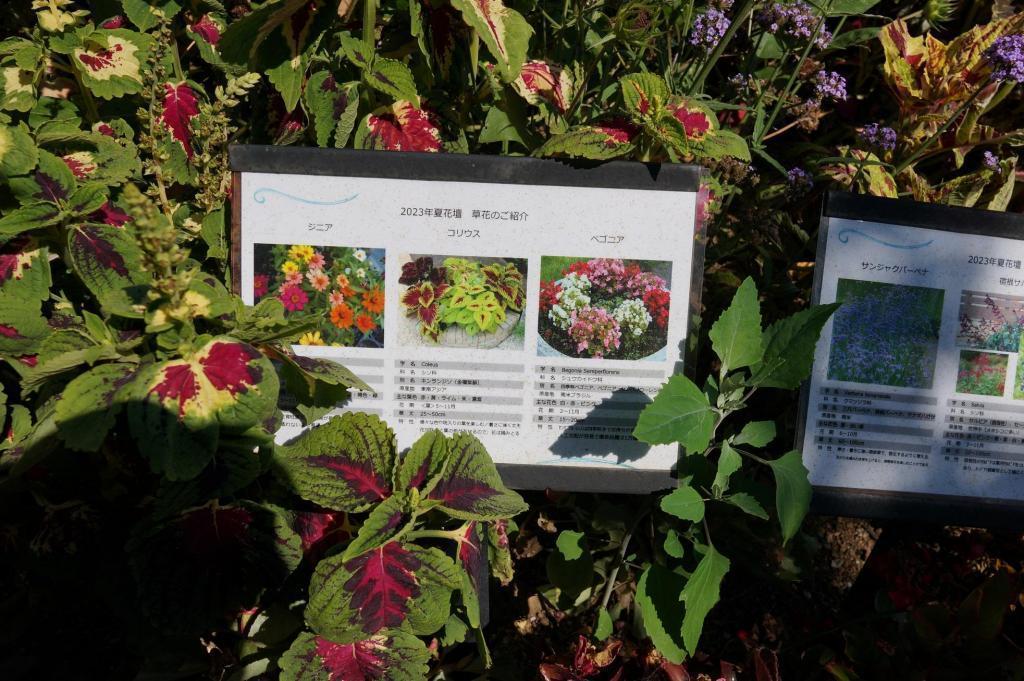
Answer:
top-left (252, 188), bottom-right (359, 205)
top-left (837, 228), bottom-right (933, 250)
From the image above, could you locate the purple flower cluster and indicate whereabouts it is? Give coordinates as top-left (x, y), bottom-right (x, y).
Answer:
top-left (984, 34), bottom-right (1024, 83)
top-left (787, 167), bottom-right (813, 191)
top-left (814, 70), bottom-right (847, 101)
top-left (690, 9), bottom-right (731, 50)
top-left (984, 150), bottom-right (1000, 170)
top-left (757, 2), bottom-right (832, 49)
top-left (858, 123), bottom-right (897, 151)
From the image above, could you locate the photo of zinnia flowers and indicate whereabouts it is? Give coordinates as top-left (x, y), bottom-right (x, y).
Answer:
top-left (826, 278), bottom-right (943, 389)
top-left (537, 256), bottom-right (672, 361)
top-left (253, 243), bottom-right (385, 348)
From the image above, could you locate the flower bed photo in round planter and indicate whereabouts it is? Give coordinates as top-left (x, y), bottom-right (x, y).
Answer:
top-left (537, 256), bottom-right (672, 361)
top-left (253, 243), bottom-right (385, 348)
top-left (398, 254), bottom-right (527, 350)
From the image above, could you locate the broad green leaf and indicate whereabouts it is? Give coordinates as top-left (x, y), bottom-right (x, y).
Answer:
top-left (767, 450), bottom-right (812, 544)
top-left (712, 442), bottom-right (742, 497)
top-left (555, 530), bottom-right (586, 560)
top-left (121, 0), bottom-right (182, 30)
top-left (636, 565), bottom-right (687, 664)
top-left (709, 277), bottom-right (763, 373)
top-left (734, 421), bottom-right (776, 447)
top-left (829, 27), bottom-right (881, 50)
top-left (660, 485), bottom-right (705, 522)
top-left (55, 363), bottom-right (134, 452)
top-left (694, 129), bottom-right (751, 162)
top-left (129, 501), bottom-right (301, 633)
top-left (725, 493), bottom-right (769, 519)
top-left (620, 72), bottom-right (668, 119)
top-left (664, 529), bottom-right (686, 559)
top-left (338, 33), bottom-right (374, 70)
top-left (395, 429), bottom-right (450, 496)
top-left (72, 29), bottom-right (153, 100)
top-left (405, 545), bottom-right (460, 635)
top-left (0, 122), bottom-right (37, 176)
top-left (819, 0), bottom-right (881, 15)
top-left (0, 203), bottom-right (61, 239)
top-left (533, 125), bottom-right (635, 160)
top-left (274, 412), bottom-right (397, 512)
top-left (280, 629), bottom-right (430, 681)
top-left (679, 545), bottom-right (730, 655)
top-left (749, 303), bottom-right (840, 389)
top-left (274, 348), bottom-right (371, 419)
top-left (427, 432), bottom-right (527, 521)
top-left (633, 374), bottom-right (715, 452)
top-left (450, 0), bottom-right (533, 82)
top-left (67, 224), bottom-right (148, 318)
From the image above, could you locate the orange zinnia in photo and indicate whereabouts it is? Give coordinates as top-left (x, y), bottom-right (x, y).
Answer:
top-left (330, 303), bottom-right (354, 329)
top-left (362, 287), bottom-right (385, 314)
top-left (355, 313), bottom-right (377, 333)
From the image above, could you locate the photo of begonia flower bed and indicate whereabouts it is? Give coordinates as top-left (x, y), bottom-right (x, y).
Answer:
top-left (398, 254), bottom-right (527, 349)
top-left (956, 350), bottom-right (1008, 397)
top-left (827, 279), bottom-right (944, 389)
top-left (538, 257), bottom-right (672, 360)
top-left (253, 244), bottom-right (385, 348)
top-left (957, 290), bottom-right (1024, 352)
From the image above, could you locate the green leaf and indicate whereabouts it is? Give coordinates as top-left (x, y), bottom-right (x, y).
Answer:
top-left (280, 630), bottom-right (430, 681)
top-left (555, 529), bottom-right (586, 560)
top-left (366, 58), bottom-right (419, 103)
top-left (829, 27), bottom-right (881, 50)
top-left (274, 412), bottom-right (397, 512)
top-left (342, 493), bottom-right (412, 560)
top-left (664, 529), bottom-right (686, 559)
top-left (533, 125), bottom-right (635, 160)
top-left (427, 432), bottom-right (527, 521)
top-left (633, 374), bottom-right (715, 452)
top-left (338, 33), bottom-right (374, 70)
top-left (712, 442), bottom-right (742, 497)
top-left (450, 0), bottom-right (533, 82)
top-left (818, 0), bottom-right (881, 16)
top-left (0, 203), bottom-right (62, 239)
top-left (547, 530), bottom-right (592, 600)
top-left (405, 545), bottom-right (459, 635)
top-left (620, 72), bottom-right (668, 119)
top-left (121, 0), bottom-right (182, 30)
top-left (766, 450), bottom-right (812, 544)
top-left (709, 277), bottom-right (763, 374)
top-left (725, 492), bottom-right (769, 520)
top-left (275, 348), bottom-right (371, 419)
top-left (734, 421), bottom-right (776, 447)
top-left (66, 224), bottom-right (148, 318)
top-left (636, 564), bottom-right (687, 664)
top-left (660, 485), bottom-right (705, 522)
top-left (395, 429), bottom-right (450, 498)
top-left (54, 363), bottom-right (133, 452)
top-left (71, 29), bottom-right (153, 100)
top-left (0, 123), bottom-right (38, 177)
top-left (595, 608), bottom-right (613, 640)
top-left (749, 303), bottom-right (840, 389)
top-left (680, 545), bottom-right (730, 655)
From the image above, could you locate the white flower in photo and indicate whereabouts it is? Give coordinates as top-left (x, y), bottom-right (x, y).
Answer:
top-left (353, 249), bottom-right (367, 262)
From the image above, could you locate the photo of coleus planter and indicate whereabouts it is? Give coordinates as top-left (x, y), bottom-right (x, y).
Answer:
top-left (254, 243), bottom-right (385, 348)
top-left (538, 257), bottom-right (672, 360)
top-left (399, 255), bottom-right (526, 347)
top-left (272, 412), bottom-right (527, 680)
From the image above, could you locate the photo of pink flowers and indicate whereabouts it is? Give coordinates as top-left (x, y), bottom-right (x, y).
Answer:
top-left (537, 256), bottom-right (672, 361)
top-left (252, 243), bottom-right (385, 348)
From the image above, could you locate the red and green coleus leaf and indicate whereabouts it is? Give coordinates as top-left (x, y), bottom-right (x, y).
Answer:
top-left (54, 362), bottom-right (134, 452)
top-left (304, 72), bottom-right (360, 148)
top-left (1, 66), bottom-right (36, 113)
top-left (128, 501), bottom-right (301, 633)
top-left (128, 338), bottom-right (278, 480)
top-left (160, 81), bottom-right (201, 161)
top-left (449, 0), bottom-right (533, 82)
top-left (274, 412), bottom-right (397, 513)
top-left (513, 60), bottom-right (573, 113)
top-left (66, 222), bottom-right (148, 318)
top-left (72, 29), bottom-right (153, 100)
top-left (186, 13), bottom-right (237, 73)
top-left (356, 101), bottom-right (443, 152)
top-left (341, 492), bottom-right (413, 561)
top-left (486, 519), bottom-right (514, 585)
top-left (280, 630), bottom-right (430, 681)
top-left (620, 72), bottom-right (670, 121)
top-left (306, 540), bottom-right (458, 643)
top-left (289, 509), bottom-right (356, 560)
top-left (427, 432), bottom-right (528, 521)
top-left (533, 122), bottom-right (638, 160)
top-left (270, 345), bottom-right (372, 417)
top-left (0, 242), bottom-right (50, 355)
top-left (8, 149), bottom-right (75, 206)
top-left (409, 0), bottom-right (463, 79)
top-left (395, 429), bottom-right (450, 496)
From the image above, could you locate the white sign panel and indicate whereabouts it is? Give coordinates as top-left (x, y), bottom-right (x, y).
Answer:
top-left (231, 147), bottom-right (704, 492)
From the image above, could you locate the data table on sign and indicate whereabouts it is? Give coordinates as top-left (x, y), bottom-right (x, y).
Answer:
top-left (942, 399), bottom-right (1024, 477)
top-left (393, 359), bottom-right (525, 439)
top-left (533, 365), bottom-right (666, 442)
top-left (813, 386), bottom-right (936, 468)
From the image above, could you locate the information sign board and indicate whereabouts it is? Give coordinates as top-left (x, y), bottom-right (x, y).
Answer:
top-left (800, 192), bottom-right (1024, 526)
top-left (230, 146), bottom-right (705, 492)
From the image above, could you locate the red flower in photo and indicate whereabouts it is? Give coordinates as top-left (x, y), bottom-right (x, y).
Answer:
top-left (330, 303), bottom-right (354, 329)
top-left (253, 274), bottom-right (269, 299)
top-left (279, 284), bottom-right (308, 312)
top-left (539, 280), bottom-right (562, 314)
top-left (355, 314), bottom-right (377, 333)
top-left (362, 287), bottom-right (385, 314)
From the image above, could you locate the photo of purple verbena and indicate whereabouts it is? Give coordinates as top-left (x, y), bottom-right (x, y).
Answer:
top-left (690, 9), bottom-right (731, 50)
top-left (984, 34), bottom-right (1024, 83)
top-left (827, 279), bottom-right (944, 389)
